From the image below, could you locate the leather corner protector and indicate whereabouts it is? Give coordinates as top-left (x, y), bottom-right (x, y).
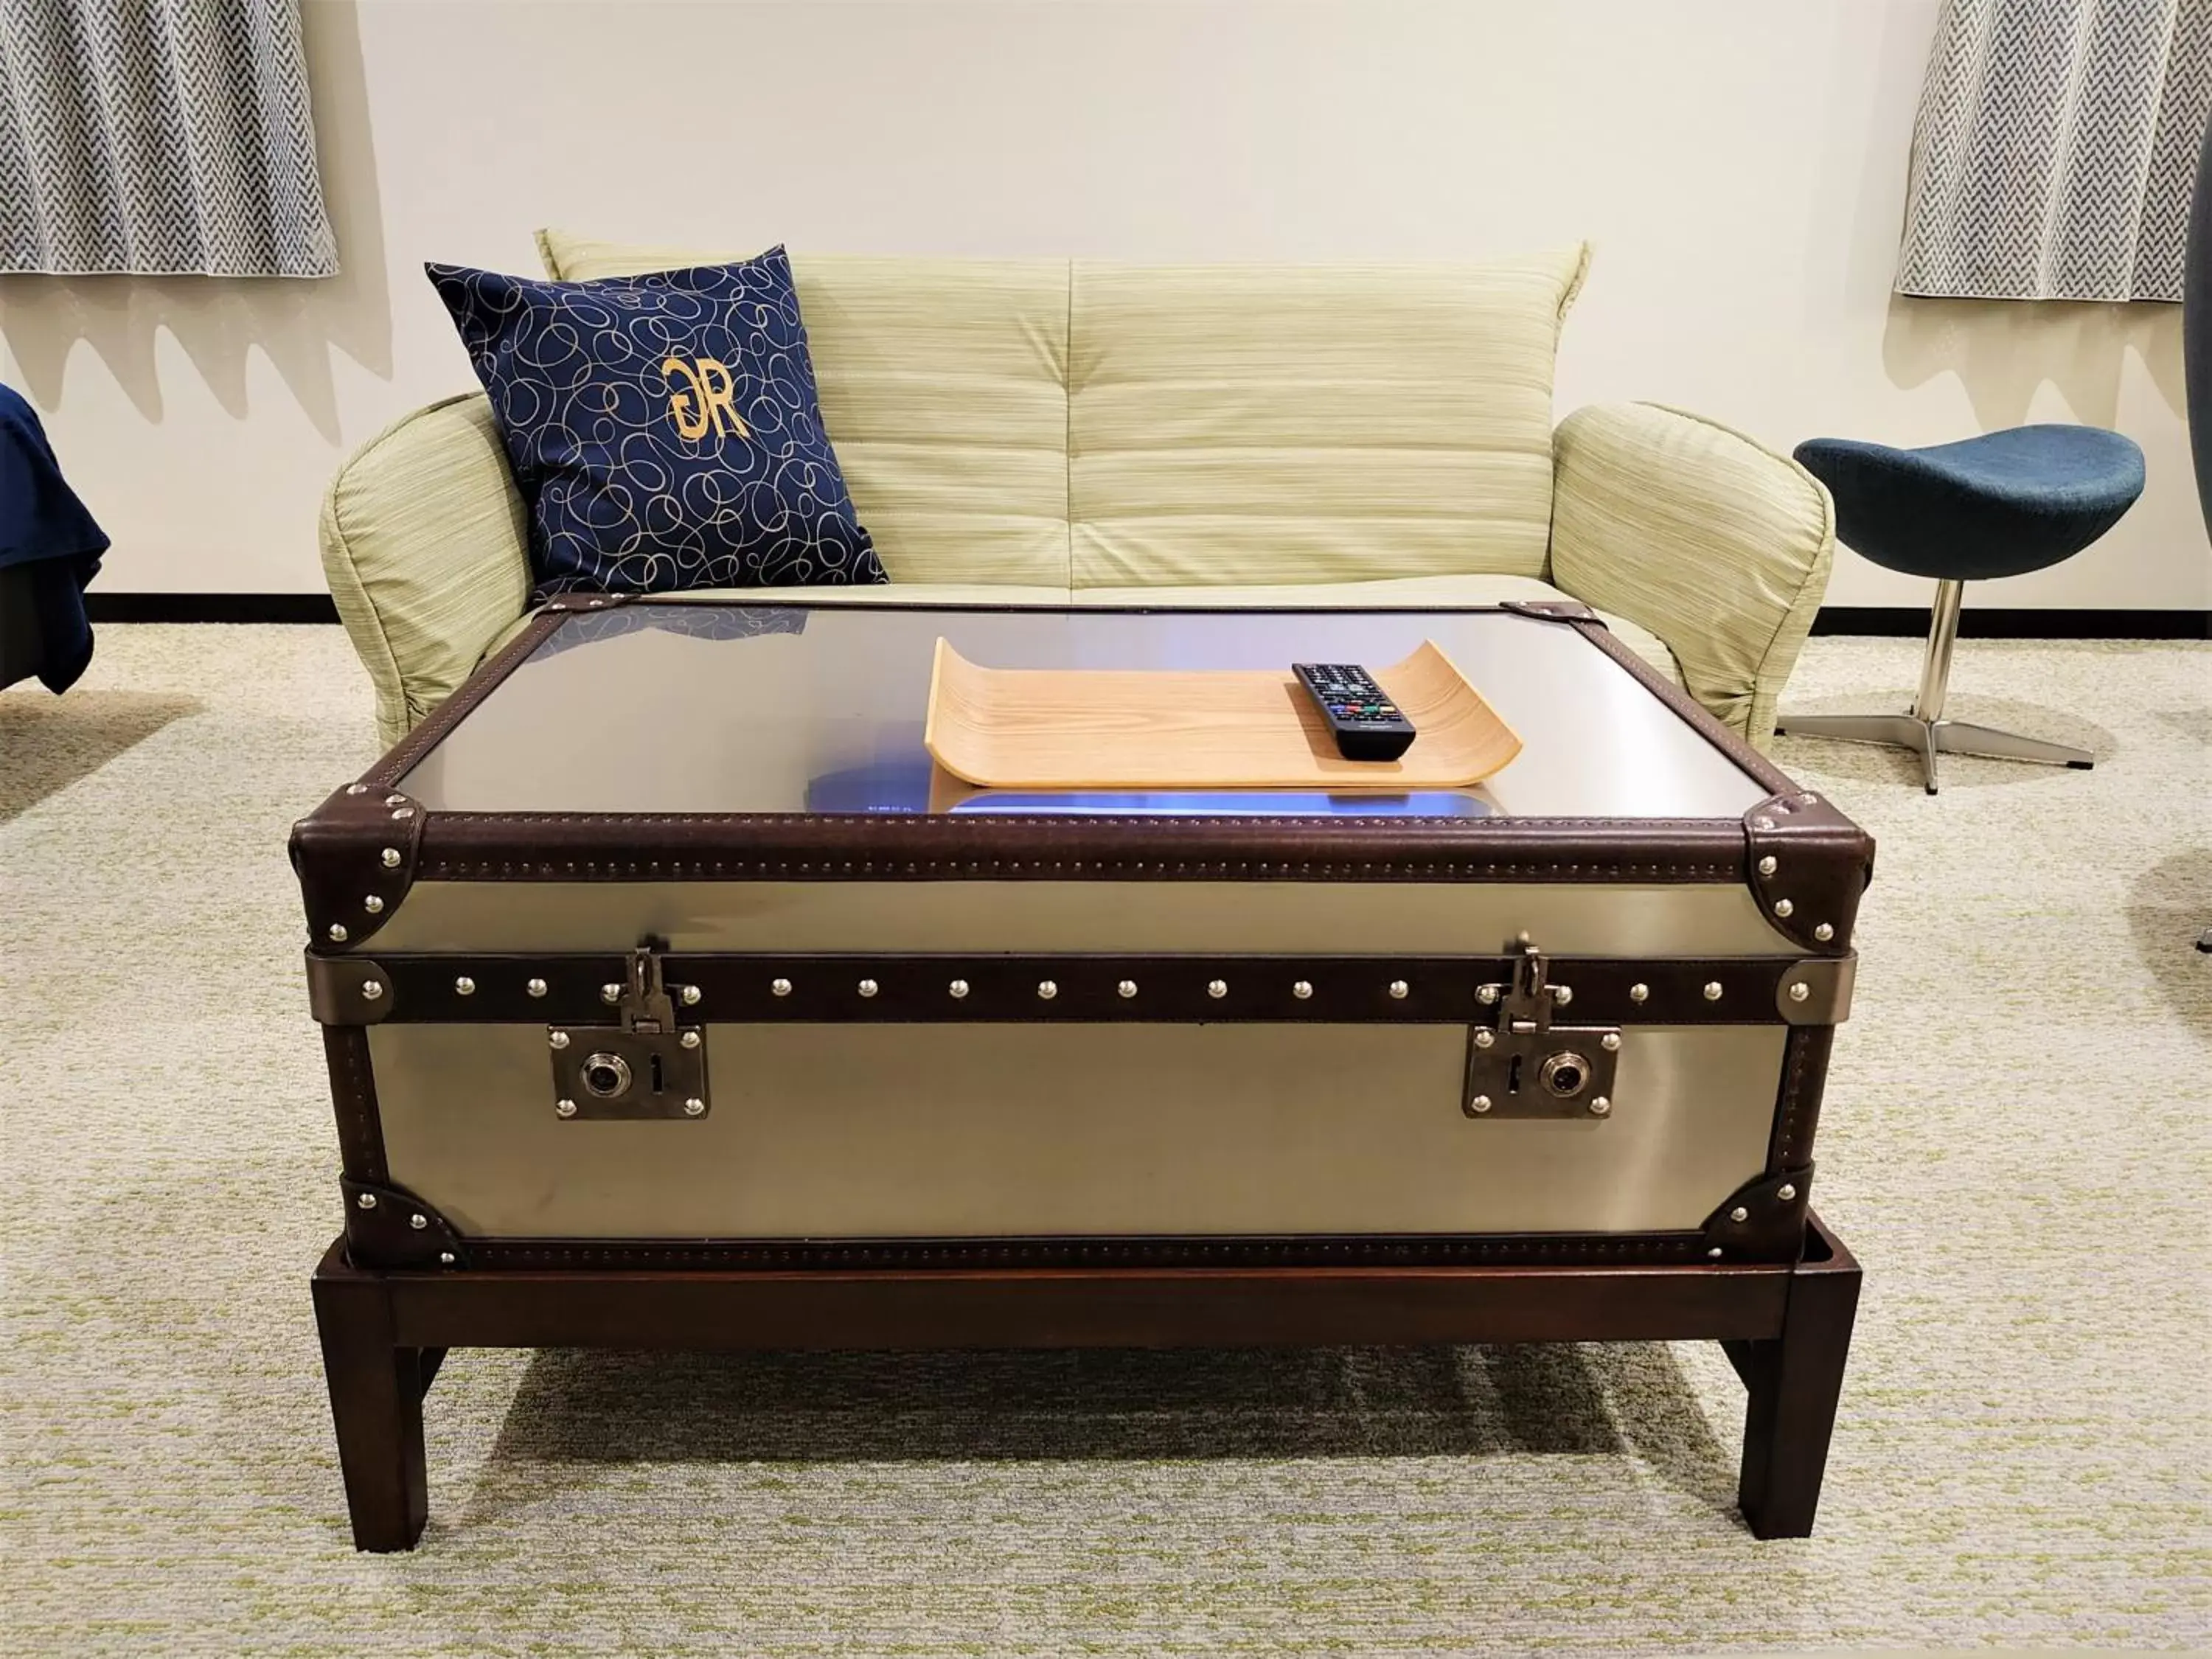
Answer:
top-left (306, 951), bottom-right (395, 1025)
top-left (541, 591), bottom-right (635, 614)
top-left (291, 781), bottom-right (427, 950)
top-left (1743, 790), bottom-right (1874, 954)
top-left (1700, 1165), bottom-right (1812, 1262)
top-left (1500, 599), bottom-right (1605, 627)
top-left (340, 1177), bottom-right (467, 1270)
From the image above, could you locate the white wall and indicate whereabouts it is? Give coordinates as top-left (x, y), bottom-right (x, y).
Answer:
top-left (3, 0), bottom-right (2205, 610)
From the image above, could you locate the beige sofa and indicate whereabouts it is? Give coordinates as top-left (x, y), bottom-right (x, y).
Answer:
top-left (321, 232), bottom-right (1834, 751)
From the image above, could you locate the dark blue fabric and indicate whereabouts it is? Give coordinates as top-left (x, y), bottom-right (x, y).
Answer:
top-left (427, 248), bottom-right (885, 598)
top-left (1794, 425), bottom-right (2144, 582)
top-left (0, 383), bottom-right (108, 693)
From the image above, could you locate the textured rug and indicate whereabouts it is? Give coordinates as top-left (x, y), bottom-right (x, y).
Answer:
top-left (1, 624), bottom-right (2207, 1656)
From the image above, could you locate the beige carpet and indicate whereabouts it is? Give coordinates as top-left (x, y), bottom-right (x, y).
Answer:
top-left (2, 623), bottom-right (2207, 1655)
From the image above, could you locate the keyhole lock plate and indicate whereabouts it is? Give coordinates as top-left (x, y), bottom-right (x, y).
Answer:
top-left (549, 944), bottom-right (709, 1120)
top-left (1462, 942), bottom-right (1621, 1121)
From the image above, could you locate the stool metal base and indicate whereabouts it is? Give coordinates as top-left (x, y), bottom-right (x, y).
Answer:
top-left (1774, 712), bottom-right (2093, 795)
top-left (1776, 577), bottom-right (2093, 795)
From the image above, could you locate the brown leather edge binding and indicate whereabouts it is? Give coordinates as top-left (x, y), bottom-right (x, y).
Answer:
top-left (1700, 1165), bottom-right (1813, 1262)
top-left (364, 607), bottom-right (570, 789)
top-left (453, 1231), bottom-right (1714, 1273)
top-left (322, 1026), bottom-right (390, 1183)
top-left (340, 1176), bottom-right (467, 1270)
top-left (540, 592), bottom-right (636, 615)
top-left (1767, 1026), bottom-right (1836, 1172)
top-left (327, 950), bottom-right (1832, 1029)
top-left (1500, 599), bottom-right (1604, 626)
top-left (1568, 615), bottom-right (1799, 796)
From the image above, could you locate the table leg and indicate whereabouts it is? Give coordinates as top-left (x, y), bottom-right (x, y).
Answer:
top-left (311, 1259), bottom-right (431, 1552)
top-left (1725, 1251), bottom-right (1860, 1539)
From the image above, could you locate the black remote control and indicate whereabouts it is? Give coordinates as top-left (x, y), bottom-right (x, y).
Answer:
top-left (1293, 662), bottom-right (1418, 761)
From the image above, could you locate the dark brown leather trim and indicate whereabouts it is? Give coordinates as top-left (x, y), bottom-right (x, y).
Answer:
top-left (363, 608), bottom-right (568, 789)
top-left (540, 592), bottom-right (636, 615)
top-left (1569, 618), bottom-right (1797, 796)
top-left (290, 782), bottom-right (428, 950)
top-left (1743, 792), bottom-right (1874, 955)
top-left (307, 950), bottom-right (1827, 1028)
top-left (1767, 1026), bottom-right (1835, 1172)
top-left (455, 1231), bottom-right (1713, 1272)
top-left (413, 812), bottom-right (1756, 885)
top-left (1500, 599), bottom-right (1604, 625)
top-left (340, 1176), bottom-right (466, 1270)
top-left (322, 1026), bottom-right (389, 1183)
top-left (1701, 1164), bottom-right (1813, 1262)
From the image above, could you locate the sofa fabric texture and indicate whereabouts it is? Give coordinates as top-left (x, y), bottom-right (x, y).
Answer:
top-left (426, 251), bottom-right (884, 598)
top-left (322, 235), bottom-right (1833, 750)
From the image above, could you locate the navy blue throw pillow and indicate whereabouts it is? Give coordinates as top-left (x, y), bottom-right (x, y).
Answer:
top-left (425, 248), bottom-right (886, 596)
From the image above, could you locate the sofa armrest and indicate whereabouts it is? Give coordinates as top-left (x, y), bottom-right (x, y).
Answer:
top-left (319, 394), bottom-right (533, 749)
top-left (1548, 402), bottom-right (1834, 748)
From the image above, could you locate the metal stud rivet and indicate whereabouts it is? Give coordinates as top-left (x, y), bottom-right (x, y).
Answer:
top-left (1777, 1183), bottom-right (1798, 1202)
top-left (949, 979), bottom-right (970, 999)
top-left (1589, 1096), bottom-right (1612, 1116)
top-left (1476, 984), bottom-right (1500, 1006)
top-left (549, 1031), bottom-right (570, 1050)
top-left (345, 782), bottom-right (368, 796)
top-left (1788, 981), bottom-right (1811, 1003)
top-left (858, 978), bottom-right (879, 998)
top-left (1799, 793), bottom-right (1819, 806)
top-left (680, 1031), bottom-right (701, 1049)
top-left (409, 1213), bottom-right (428, 1231)
top-left (1467, 1094), bottom-right (1492, 1115)
top-left (1773, 899), bottom-right (1794, 918)
top-left (355, 1192), bottom-right (377, 1209)
top-left (1730, 1206), bottom-right (1749, 1223)
top-left (391, 807), bottom-right (414, 821)
top-left (380, 847), bottom-right (402, 869)
top-left (1708, 1247), bottom-right (1725, 1259)
top-left (1752, 815), bottom-right (1774, 830)
top-left (327, 923), bottom-right (349, 942)
top-left (771, 978), bottom-right (793, 998)
top-left (555, 1099), bottom-right (577, 1118)
top-left (1117, 980), bottom-right (1138, 999)
top-left (680, 984), bottom-right (701, 1006)
top-left (684, 1098), bottom-right (706, 1117)
top-left (1037, 980), bottom-right (1058, 1000)
top-left (1703, 981), bottom-right (1723, 1001)
top-left (1551, 984), bottom-right (1573, 1006)
top-left (1629, 983), bottom-right (1649, 1004)
top-left (526, 978), bottom-right (548, 998)
top-left (1813, 923), bottom-right (1834, 942)
top-left (360, 980), bottom-right (384, 1001)
top-left (1207, 979), bottom-right (1228, 999)
top-left (1757, 855), bottom-right (1777, 877)
top-left (1388, 980), bottom-right (1410, 1000)
top-left (1473, 1029), bottom-right (1495, 1049)
top-left (600, 983), bottom-right (622, 1005)
top-left (364, 895), bottom-right (385, 914)
top-left (385, 793), bottom-right (408, 807)
top-left (1601, 1032), bottom-right (1621, 1051)
top-left (438, 1251), bottom-right (456, 1266)
top-left (454, 975), bottom-right (476, 996)
top-left (1292, 981), bottom-right (1313, 1000)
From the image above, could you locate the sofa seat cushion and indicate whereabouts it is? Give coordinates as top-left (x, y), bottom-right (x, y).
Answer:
top-left (1070, 574), bottom-right (1683, 687)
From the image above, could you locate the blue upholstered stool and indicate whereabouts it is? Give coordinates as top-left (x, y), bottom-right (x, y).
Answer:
top-left (1777, 425), bottom-right (2145, 793)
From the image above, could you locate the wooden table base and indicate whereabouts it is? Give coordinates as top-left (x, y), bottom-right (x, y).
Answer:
top-left (311, 1215), bottom-right (1860, 1552)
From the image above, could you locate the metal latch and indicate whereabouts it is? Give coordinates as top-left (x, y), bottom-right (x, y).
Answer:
top-left (549, 943), bottom-right (709, 1121)
top-left (1463, 939), bottom-right (1621, 1120)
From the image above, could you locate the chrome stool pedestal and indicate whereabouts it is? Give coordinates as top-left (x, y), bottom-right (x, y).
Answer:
top-left (1777, 579), bottom-right (2093, 796)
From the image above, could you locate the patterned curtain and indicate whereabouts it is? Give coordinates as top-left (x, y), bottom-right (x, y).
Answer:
top-left (1897, 0), bottom-right (2212, 302)
top-left (0, 0), bottom-right (335, 276)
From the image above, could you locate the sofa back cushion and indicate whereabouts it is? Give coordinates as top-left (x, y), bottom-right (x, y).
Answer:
top-left (537, 230), bottom-right (1069, 586)
top-left (1067, 250), bottom-right (1587, 588)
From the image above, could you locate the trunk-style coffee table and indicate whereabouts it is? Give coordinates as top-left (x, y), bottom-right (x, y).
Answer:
top-left (293, 597), bottom-right (1870, 1551)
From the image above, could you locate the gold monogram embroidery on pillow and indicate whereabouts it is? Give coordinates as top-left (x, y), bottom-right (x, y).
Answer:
top-left (663, 356), bottom-right (750, 440)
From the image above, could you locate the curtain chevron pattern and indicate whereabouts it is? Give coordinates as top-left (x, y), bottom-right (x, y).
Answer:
top-left (0, 0), bottom-right (335, 276)
top-left (1898, 0), bottom-right (2212, 302)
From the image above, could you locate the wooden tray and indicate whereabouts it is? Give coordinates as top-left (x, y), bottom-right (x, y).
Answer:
top-left (922, 639), bottom-right (1522, 791)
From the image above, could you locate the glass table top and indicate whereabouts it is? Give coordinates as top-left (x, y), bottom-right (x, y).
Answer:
top-left (395, 602), bottom-right (1770, 821)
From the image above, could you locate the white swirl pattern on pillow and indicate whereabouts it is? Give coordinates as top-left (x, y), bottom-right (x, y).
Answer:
top-left (426, 248), bottom-right (884, 596)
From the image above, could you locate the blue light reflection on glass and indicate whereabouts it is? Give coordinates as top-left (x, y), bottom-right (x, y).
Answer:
top-left (805, 758), bottom-right (1492, 818)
